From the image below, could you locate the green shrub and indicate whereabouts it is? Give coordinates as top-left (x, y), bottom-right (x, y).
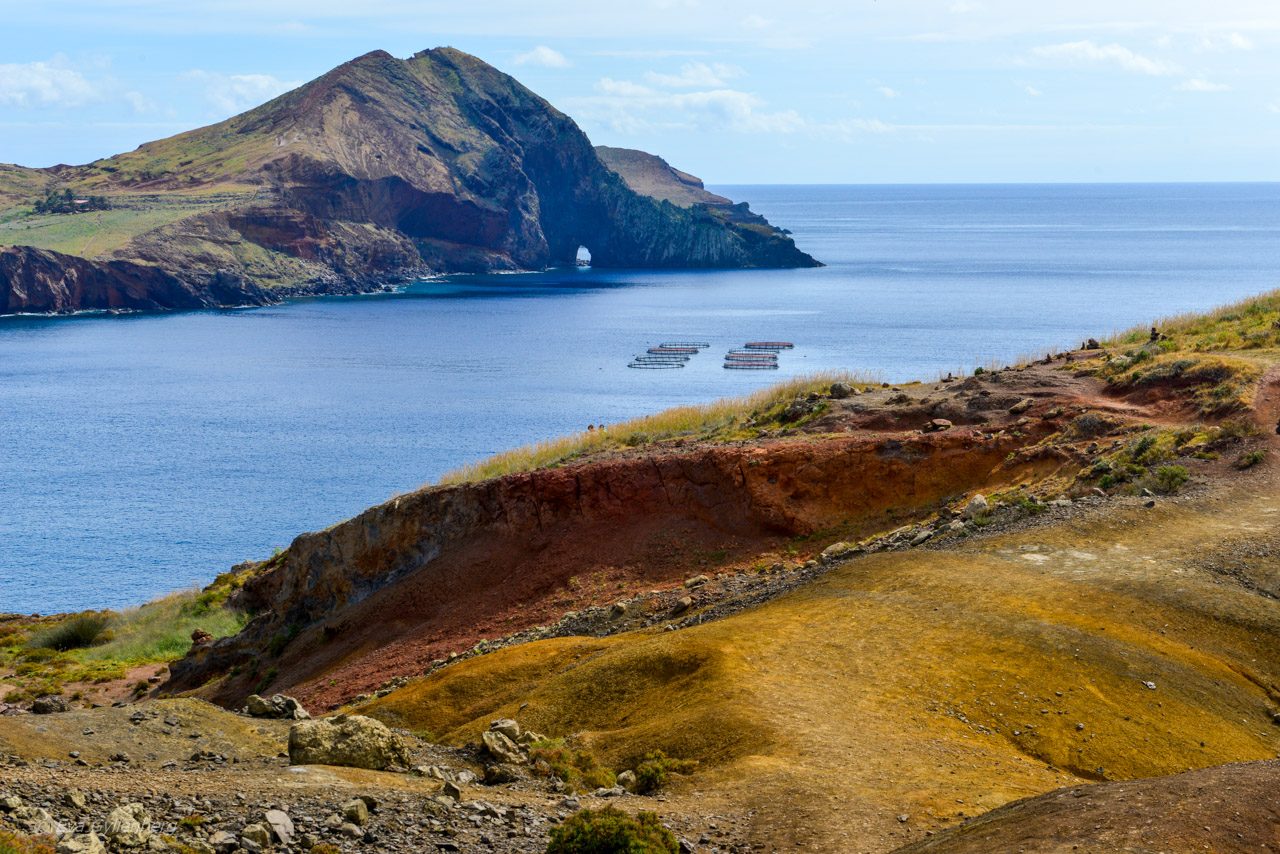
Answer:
top-left (631, 750), bottom-right (698, 795)
top-left (1153, 465), bottom-right (1190, 494)
top-left (27, 613), bottom-right (111, 651)
top-left (1235, 450), bottom-right (1266, 469)
top-left (530, 741), bottom-right (617, 793)
top-left (546, 807), bottom-right (678, 854)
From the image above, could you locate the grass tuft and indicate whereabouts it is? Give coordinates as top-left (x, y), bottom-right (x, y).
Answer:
top-left (27, 613), bottom-right (111, 652)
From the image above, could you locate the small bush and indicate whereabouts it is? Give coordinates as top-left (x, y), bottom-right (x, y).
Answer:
top-left (631, 750), bottom-right (698, 795)
top-left (27, 614), bottom-right (111, 651)
top-left (0, 830), bottom-right (57, 854)
top-left (1153, 465), bottom-right (1190, 494)
top-left (1235, 450), bottom-right (1266, 470)
top-left (530, 741), bottom-right (616, 793)
top-left (546, 807), bottom-right (678, 854)
top-left (1067, 413), bottom-right (1119, 439)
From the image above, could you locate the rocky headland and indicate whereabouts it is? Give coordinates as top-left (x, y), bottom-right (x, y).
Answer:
top-left (0, 48), bottom-right (818, 316)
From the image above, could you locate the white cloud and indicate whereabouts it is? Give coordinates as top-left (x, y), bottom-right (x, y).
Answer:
top-left (949, 1), bottom-right (983, 13)
top-left (596, 78), bottom-right (655, 97)
top-left (1193, 31), bottom-right (1254, 52)
top-left (0, 57), bottom-right (98, 108)
top-left (123, 90), bottom-right (158, 114)
top-left (513, 45), bottom-right (570, 68)
top-left (877, 85), bottom-right (900, 98)
top-left (1176, 78), bottom-right (1231, 92)
top-left (1024, 85), bottom-right (1043, 96)
top-left (644, 62), bottom-right (743, 89)
top-left (575, 77), bottom-right (804, 135)
top-left (740, 14), bottom-right (772, 30)
top-left (1029, 40), bottom-right (1179, 76)
top-left (1270, 101), bottom-right (1280, 114)
top-left (182, 70), bottom-right (299, 114)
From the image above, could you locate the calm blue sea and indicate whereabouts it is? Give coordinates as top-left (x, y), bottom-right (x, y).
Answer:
top-left (2, 183), bottom-right (1278, 613)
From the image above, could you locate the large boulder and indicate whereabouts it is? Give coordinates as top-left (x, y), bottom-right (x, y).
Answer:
top-left (481, 729), bottom-right (525, 765)
top-left (962, 494), bottom-right (990, 520)
top-left (287, 714), bottom-right (411, 770)
top-left (262, 809), bottom-right (294, 846)
top-left (31, 695), bottom-right (69, 714)
top-left (103, 803), bottom-right (151, 848)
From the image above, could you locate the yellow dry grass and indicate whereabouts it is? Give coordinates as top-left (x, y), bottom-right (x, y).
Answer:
top-left (437, 371), bottom-right (882, 485)
top-left (1110, 288), bottom-right (1280, 354)
top-left (367, 472), bottom-right (1280, 851)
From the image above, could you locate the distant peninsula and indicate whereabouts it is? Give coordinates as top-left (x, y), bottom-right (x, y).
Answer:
top-left (0, 47), bottom-right (819, 316)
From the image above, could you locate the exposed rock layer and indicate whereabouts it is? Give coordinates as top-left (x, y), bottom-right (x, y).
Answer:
top-left (0, 245), bottom-right (272, 314)
top-left (168, 421), bottom-right (1060, 707)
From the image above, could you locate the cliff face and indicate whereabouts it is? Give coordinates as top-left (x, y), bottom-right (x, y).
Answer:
top-left (0, 245), bottom-right (273, 314)
top-left (0, 48), bottom-right (818, 315)
top-left (167, 424), bottom-right (1050, 708)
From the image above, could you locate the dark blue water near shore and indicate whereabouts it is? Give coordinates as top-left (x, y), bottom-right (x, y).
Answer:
top-left (2, 183), bottom-right (1278, 612)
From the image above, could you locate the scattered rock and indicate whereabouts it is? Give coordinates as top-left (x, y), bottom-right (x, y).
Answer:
top-left (922, 418), bottom-right (953, 433)
top-left (442, 781), bottom-right (464, 802)
top-left (339, 822), bottom-right (364, 839)
top-left (190, 628), bottom-right (213, 646)
top-left (239, 823), bottom-right (273, 848)
top-left (64, 789), bottom-right (86, 809)
top-left (287, 714), bottom-right (411, 770)
top-left (683, 575), bottom-right (710, 589)
top-left (820, 542), bottom-right (855, 563)
top-left (829, 382), bottom-right (853, 399)
top-left (617, 770), bottom-right (637, 791)
top-left (672, 596), bottom-right (693, 615)
top-left (489, 718), bottom-right (521, 741)
top-left (483, 763), bottom-right (520, 785)
top-left (246, 693), bottom-right (310, 720)
top-left (13, 805), bottom-right (62, 837)
top-left (342, 798), bottom-right (369, 826)
top-left (962, 494), bottom-right (989, 520)
top-left (263, 809), bottom-right (294, 845)
top-left (207, 830), bottom-right (237, 853)
top-left (56, 833), bottom-right (105, 854)
top-left (481, 729), bottom-right (525, 765)
top-left (31, 695), bottom-right (69, 715)
top-left (103, 803), bottom-right (151, 848)
top-left (1009, 398), bottom-right (1034, 415)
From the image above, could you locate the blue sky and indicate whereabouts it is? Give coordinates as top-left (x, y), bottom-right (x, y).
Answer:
top-left (1, 0), bottom-right (1277, 183)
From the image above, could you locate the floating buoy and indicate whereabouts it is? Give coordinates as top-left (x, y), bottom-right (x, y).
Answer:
top-left (744, 341), bottom-right (794, 350)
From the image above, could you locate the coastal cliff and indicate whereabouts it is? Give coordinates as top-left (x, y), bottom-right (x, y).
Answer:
top-left (0, 245), bottom-right (272, 314)
top-left (0, 48), bottom-right (818, 316)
